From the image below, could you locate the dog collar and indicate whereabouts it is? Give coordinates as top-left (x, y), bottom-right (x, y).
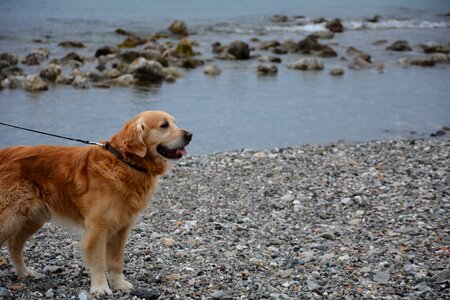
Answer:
top-left (103, 142), bottom-right (147, 173)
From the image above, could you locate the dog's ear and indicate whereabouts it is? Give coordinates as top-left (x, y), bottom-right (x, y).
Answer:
top-left (124, 119), bottom-right (147, 157)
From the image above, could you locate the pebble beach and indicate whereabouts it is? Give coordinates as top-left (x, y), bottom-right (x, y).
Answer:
top-left (0, 138), bottom-right (448, 299)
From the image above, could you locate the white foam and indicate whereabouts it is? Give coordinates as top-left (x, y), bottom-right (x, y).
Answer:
top-left (344, 20), bottom-right (449, 30)
top-left (265, 23), bottom-right (327, 33)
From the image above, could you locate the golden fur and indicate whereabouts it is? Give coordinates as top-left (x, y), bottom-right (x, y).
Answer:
top-left (0, 111), bottom-right (192, 296)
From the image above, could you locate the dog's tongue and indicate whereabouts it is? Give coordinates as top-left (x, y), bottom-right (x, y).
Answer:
top-left (177, 148), bottom-right (187, 156)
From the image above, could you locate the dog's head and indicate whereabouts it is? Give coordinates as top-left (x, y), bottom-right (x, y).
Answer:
top-left (113, 110), bottom-right (192, 160)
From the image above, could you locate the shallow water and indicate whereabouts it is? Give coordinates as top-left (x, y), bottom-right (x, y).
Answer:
top-left (1, 0), bottom-right (449, 154)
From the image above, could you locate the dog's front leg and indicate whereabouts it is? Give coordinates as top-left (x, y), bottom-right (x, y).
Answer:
top-left (107, 224), bottom-right (133, 290)
top-left (83, 224), bottom-right (112, 296)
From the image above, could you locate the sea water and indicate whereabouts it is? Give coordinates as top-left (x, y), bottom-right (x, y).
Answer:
top-left (0, 0), bottom-right (449, 154)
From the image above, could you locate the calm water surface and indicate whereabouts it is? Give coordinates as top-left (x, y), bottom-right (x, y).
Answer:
top-left (1, 0), bottom-right (449, 154)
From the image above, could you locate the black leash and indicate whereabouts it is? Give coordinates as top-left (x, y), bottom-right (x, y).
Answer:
top-left (0, 121), bottom-right (103, 146)
top-left (0, 121), bottom-right (147, 173)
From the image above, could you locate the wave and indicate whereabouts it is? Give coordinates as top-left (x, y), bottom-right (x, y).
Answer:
top-left (264, 19), bottom-right (449, 34)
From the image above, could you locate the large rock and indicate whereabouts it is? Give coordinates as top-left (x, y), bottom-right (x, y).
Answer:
top-left (175, 38), bottom-right (194, 57)
top-left (22, 48), bottom-right (50, 65)
top-left (72, 75), bottom-right (89, 88)
top-left (0, 53), bottom-right (19, 69)
top-left (95, 46), bottom-right (119, 58)
top-left (330, 67), bottom-right (345, 76)
top-left (297, 36), bottom-right (337, 57)
top-left (55, 74), bottom-right (74, 85)
top-left (106, 74), bottom-right (135, 86)
top-left (288, 58), bottom-right (324, 71)
top-left (309, 30), bottom-right (334, 39)
top-left (40, 64), bottom-right (62, 82)
top-left (162, 67), bottom-right (182, 82)
top-left (423, 44), bottom-right (450, 54)
top-left (25, 75), bottom-right (48, 91)
top-left (257, 64), bottom-right (278, 75)
top-left (386, 40), bottom-right (412, 51)
top-left (224, 41), bottom-right (250, 60)
top-left (128, 57), bottom-right (164, 81)
top-left (58, 40), bottom-right (85, 48)
top-left (346, 46), bottom-right (371, 62)
top-left (326, 19), bottom-right (344, 33)
top-left (260, 40), bottom-right (281, 50)
top-left (169, 20), bottom-right (189, 36)
top-left (60, 52), bottom-right (84, 64)
top-left (349, 56), bottom-right (372, 70)
top-left (431, 53), bottom-right (449, 64)
top-left (177, 58), bottom-right (204, 69)
top-left (118, 35), bottom-right (147, 48)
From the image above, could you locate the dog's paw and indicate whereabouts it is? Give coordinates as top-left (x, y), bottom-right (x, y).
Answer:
top-left (90, 284), bottom-right (112, 297)
top-left (112, 278), bottom-right (133, 290)
top-left (110, 274), bottom-right (133, 290)
top-left (16, 267), bottom-right (39, 279)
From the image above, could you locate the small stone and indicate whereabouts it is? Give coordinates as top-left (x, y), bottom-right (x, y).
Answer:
top-left (373, 271), bottom-right (390, 284)
top-left (43, 265), bottom-right (63, 274)
top-left (360, 266), bottom-right (371, 273)
top-left (130, 289), bottom-right (160, 300)
top-left (45, 289), bottom-right (54, 298)
top-left (432, 269), bottom-right (450, 283)
top-left (257, 64), bottom-right (278, 75)
top-left (165, 273), bottom-right (181, 282)
top-left (355, 210), bottom-right (365, 217)
top-left (341, 198), bottom-right (351, 205)
top-left (307, 280), bottom-right (321, 291)
top-left (0, 287), bottom-right (12, 299)
top-left (210, 290), bottom-right (225, 299)
top-left (329, 67), bottom-right (344, 76)
top-left (160, 237), bottom-right (175, 247)
top-left (320, 232), bottom-right (336, 240)
top-left (204, 65), bottom-right (221, 76)
top-left (276, 268), bottom-right (294, 278)
top-left (348, 218), bottom-right (362, 225)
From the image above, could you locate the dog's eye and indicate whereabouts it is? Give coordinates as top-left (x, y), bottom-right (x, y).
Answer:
top-left (160, 121), bottom-right (169, 129)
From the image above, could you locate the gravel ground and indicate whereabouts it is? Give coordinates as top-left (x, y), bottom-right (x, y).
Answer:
top-left (1, 138), bottom-right (449, 300)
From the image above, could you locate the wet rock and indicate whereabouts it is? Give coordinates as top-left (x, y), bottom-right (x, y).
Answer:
top-left (313, 17), bottom-right (327, 24)
top-left (260, 40), bottom-right (280, 51)
top-left (175, 38), bottom-right (194, 57)
top-left (95, 46), bottom-right (118, 58)
top-left (226, 40), bottom-right (250, 60)
top-left (430, 130), bottom-right (446, 137)
top-left (71, 75), bottom-right (89, 89)
top-left (58, 40), bottom-right (85, 48)
top-left (115, 28), bottom-right (133, 36)
top-left (88, 70), bottom-right (105, 82)
top-left (130, 289), bottom-right (160, 300)
top-left (162, 67), bottom-right (182, 82)
top-left (297, 36), bottom-right (337, 57)
top-left (106, 74), bottom-right (134, 86)
top-left (39, 63), bottom-right (62, 82)
top-left (288, 58), bottom-right (324, 71)
top-left (282, 39), bottom-right (299, 53)
top-left (128, 58), bottom-right (164, 81)
top-left (365, 15), bottom-right (382, 23)
top-left (25, 75), bottom-right (48, 91)
top-left (272, 15), bottom-right (289, 23)
top-left (329, 67), bottom-right (344, 76)
top-left (0, 53), bottom-right (19, 69)
top-left (386, 40), bottom-right (412, 51)
top-left (22, 48), bottom-right (50, 65)
top-left (257, 64), bottom-right (278, 75)
top-left (349, 56), bottom-right (372, 70)
top-left (55, 74), bottom-right (74, 85)
top-left (403, 57), bottom-right (436, 67)
top-left (169, 20), bottom-right (189, 36)
top-left (271, 46), bottom-right (288, 55)
top-left (258, 56), bottom-right (282, 63)
top-left (309, 30), bottom-right (334, 39)
top-left (118, 35), bottom-right (147, 48)
top-left (326, 18), bottom-right (344, 33)
top-left (431, 53), bottom-right (449, 64)
top-left (204, 65), bottom-right (221, 76)
top-left (346, 46), bottom-right (371, 62)
top-left (423, 44), bottom-right (450, 54)
top-left (372, 39), bottom-right (388, 46)
top-left (61, 52), bottom-right (84, 64)
top-left (103, 68), bottom-right (121, 79)
top-left (1, 65), bottom-right (23, 77)
top-left (212, 42), bottom-right (224, 54)
top-left (177, 58), bottom-right (204, 69)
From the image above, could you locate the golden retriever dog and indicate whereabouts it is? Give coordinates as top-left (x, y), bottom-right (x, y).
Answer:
top-left (0, 110), bottom-right (192, 296)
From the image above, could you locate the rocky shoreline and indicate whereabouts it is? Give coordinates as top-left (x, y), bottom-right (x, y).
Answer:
top-left (1, 15), bottom-right (449, 92)
top-left (0, 138), bottom-right (449, 299)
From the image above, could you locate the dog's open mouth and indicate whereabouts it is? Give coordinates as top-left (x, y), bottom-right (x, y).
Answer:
top-left (156, 145), bottom-right (187, 159)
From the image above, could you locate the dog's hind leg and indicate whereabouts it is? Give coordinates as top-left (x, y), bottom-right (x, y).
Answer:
top-left (8, 218), bottom-right (45, 278)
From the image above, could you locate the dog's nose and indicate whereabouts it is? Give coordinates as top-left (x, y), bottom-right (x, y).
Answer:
top-left (184, 131), bottom-right (193, 142)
